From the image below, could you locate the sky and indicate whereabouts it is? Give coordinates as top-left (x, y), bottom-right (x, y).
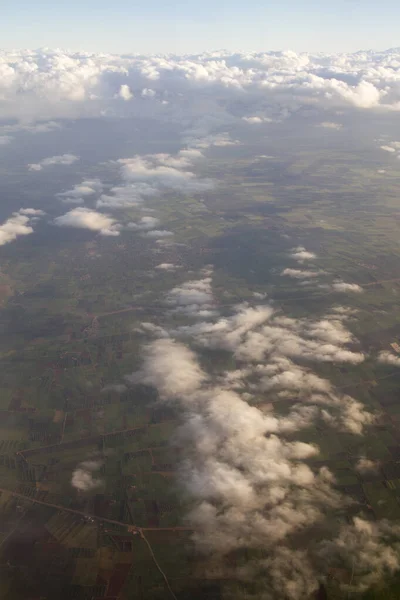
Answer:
top-left (2, 0), bottom-right (400, 55)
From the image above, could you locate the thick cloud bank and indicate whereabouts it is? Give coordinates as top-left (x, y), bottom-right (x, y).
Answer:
top-left (2, 48), bottom-right (400, 122)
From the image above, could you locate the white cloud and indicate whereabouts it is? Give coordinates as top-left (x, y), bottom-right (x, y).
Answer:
top-left (318, 121), bottom-right (342, 130)
top-left (130, 338), bottom-right (206, 398)
top-left (145, 229), bottom-right (173, 238)
top-left (380, 145), bottom-right (396, 153)
top-left (378, 350), bottom-right (400, 366)
top-left (0, 121), bottom-right (61, 134)
top-left (165, 277), bottom-right (217, 316)
top-left (71, 460), bottom-right (103, 492)
top-left (56, 179), bottom-right (104, 204)
top-left (28, 153), bottom-right (79, 171)
top-left (281, 268), bottom-right (323, 279)
top-left (155, 262), bottom-right (180, 271)
top-left (242, 116), bottom-right (274, 124)
top-left (3, 49), bottom-right (400, 123)
top-left (0, 208), bottom-right (44, 246)
top-left (141, 88), bottom-right (156, 97)
top-left (320, 518), bottom-right (400, 593)
top-left (97, 150), bottom-right (212, 209)
top-left (355, 458), bottom-right (380, 475)
top-left (127, 216), bottom-right (160, 231)
top-left (18, 208), bottom-right (45, 216)
top-left (290, 246), bottom-right (317, 263)
top-left (125, 269), bottom-right (382, 597)
top-left (54, 207), bottom-right (120, 236)
top-left (117, 84), bottom-right (133, 101)
top-left (331, 281), bottom-right (363, 293)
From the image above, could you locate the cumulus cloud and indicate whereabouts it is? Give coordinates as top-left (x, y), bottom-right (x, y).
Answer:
top-left (56, 178), bottom-right (103, 204)
top-left (331, 281), bottom-right (363, 293)
top-left (3, 49), bottom-right (400, 123)
top-left (380, 145), bottom-right (396, 153)
top-left (318, 121), bottom-right (342, 130)
top-left (0, 208), bottom-right (44, 247)
top-left (242, 116), bottom-right (275, 124)
top-left (18, 208), bottom-right (45, 216)
top-left (290, 246), bottom-right (317, 263)
top-left (132, 335), bottom-right (371, 596)
top-left (355, 458), bottom-right (380, 475)
top-left (155, 262), bottom-right (180, 271)
top-left (145, 229), bottom-right (173, 238)
top-left (127, 216), bottom-right (160, 231)
top-left (165, 277), bottom-right (217, 316)
top-left (117, 84), bottom-right (133, 101)
top-left (28, 153), bottom-right (79, 171)
top-left (0, 121), bottom-right (61, 134)
top-left (319, 518), bottom-right (400, 593)
top-left (125, 264), bottom-right (383, 598)
top-left (97, 150), bottom-right (212, 209)
top-left (54, 207), bottom-right (120, 236)
top-left (175, 303), bottom-right (364, 365)
top-left (281, 268), bottom-right (323, 279)
top-left (378, 350), bottom-right (400, 366)
top-left (129, 338), bottom-right (206, 398)
top-left (71, 460), bottom-right (103, 492)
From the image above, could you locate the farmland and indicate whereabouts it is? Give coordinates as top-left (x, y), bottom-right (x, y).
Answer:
top-left (1, 112), bottom-right (400, 598)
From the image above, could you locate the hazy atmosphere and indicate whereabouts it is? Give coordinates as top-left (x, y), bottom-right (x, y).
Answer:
top-left (1, 4), bottom-right (400, 600)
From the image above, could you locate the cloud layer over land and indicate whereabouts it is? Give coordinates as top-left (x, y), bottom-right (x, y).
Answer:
top-left (126, 267), bottom-right (399, 598)
top-left (2, 48), bottom-right (400, 122)
top-left (54, 207), bottom-right (120, 236)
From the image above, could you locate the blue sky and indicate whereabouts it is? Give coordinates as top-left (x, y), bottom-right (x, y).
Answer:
top-left (2, 0), bottom-right (400, 54)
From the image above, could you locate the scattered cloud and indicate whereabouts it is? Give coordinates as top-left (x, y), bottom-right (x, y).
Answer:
top-left (155, 262), bottom-right (180, 271)
top-left (54, 207), bottom-right (120, 236)
top-left (281, 268), bottom-right (323, 279)
top-left (28, 153), bottom-right (79, 171)
top-left (166, 276), bottom-right (217, 316)
top-left (117, 84), bottom-right (133, 101)
top-left (18, 208), bottom-right (45, 216)
top-left (131, 309), bottom-right (373, 596)
top-left (127, 216), bottom-right (160, 231)
top-left (71, 460), bottom-right (103, 492)
top-left (0, 121), bottom-right (62, 134)
top-left (290, 246), bottom-right (317, 263)
top-left (145, 229), bottom-right (173, 238)
top-left (97, 150), bottom-right (212, 209)
top-left (119, 257), bottom-right (389, 598)
top-left (56, 178), bottom-right (104, 204)
top-left (0, 208), bottom-right (44, 247)
top-left (380, 145), bottom-right (396, 153)
top-left (331, 281), bottom-right (363, 293)
top-left (129, 338), bottom-right (206, 398)
top-left (379, 141), bottom-right (400, 160)
top-left (242, 116), bottom-right (275, 124)
top-left (378, 350), bottom-right (400, 366)
top-left (318, 121), bottom-right (342, 130)
top-left (355, 458), bottom-right (380, 475)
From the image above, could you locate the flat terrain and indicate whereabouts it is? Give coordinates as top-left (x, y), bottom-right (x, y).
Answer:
top-left (1, 115), bottom-right (400, 598)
